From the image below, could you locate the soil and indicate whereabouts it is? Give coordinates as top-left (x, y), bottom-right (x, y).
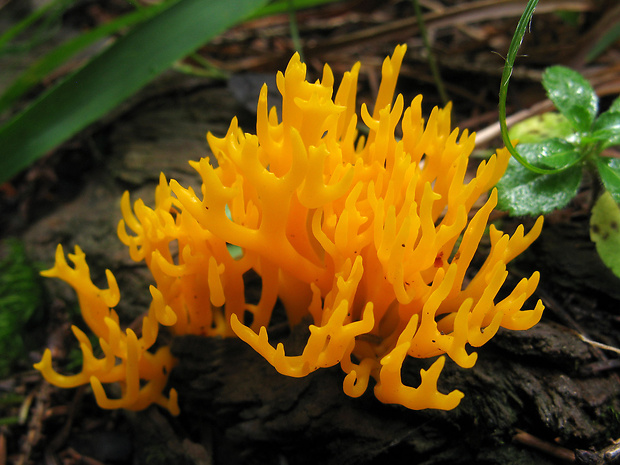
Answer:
top-left (1, 1), bottom-right (620, 464)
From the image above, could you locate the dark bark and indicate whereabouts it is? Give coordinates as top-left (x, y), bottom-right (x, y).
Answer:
top-left (163, 317), bottom-right (619, 465)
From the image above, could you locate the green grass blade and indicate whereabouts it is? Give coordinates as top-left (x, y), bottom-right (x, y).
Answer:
top-left (412, 0), bottom-right (448, 106)
top-left (0, 0), bottom-right (73, 52)
top-left (288, 0), bottom-right (305, 61)
top-left (586, 22), bottom-right (620, 63)
top-left (250, 0), bottom-right (342, 18)
top-left (0, 0), bottom-right (180, 115)
top-left (0, 0), bottom-right (269, 185)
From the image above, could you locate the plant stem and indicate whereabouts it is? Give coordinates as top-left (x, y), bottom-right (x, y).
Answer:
top-left (498, 1), bottom-right (594, 176)
top-left (499, 0), bottom-right (558, 174)
top-left (288, 0), bottom-right (304, 62)
top-left (411, 0), bottom-right (448, 106)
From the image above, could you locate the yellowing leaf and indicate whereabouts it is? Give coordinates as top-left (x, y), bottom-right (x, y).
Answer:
top-left (590, 191), bottom-right (620, 278)
top-left (508, 112), bottom-right (574, 144)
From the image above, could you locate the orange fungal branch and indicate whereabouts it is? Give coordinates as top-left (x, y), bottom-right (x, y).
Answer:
top-left (35, 44), bottom-right (544, 414)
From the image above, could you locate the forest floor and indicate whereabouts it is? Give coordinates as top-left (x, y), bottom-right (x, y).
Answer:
top-left (1, 1), bottom-right (620, 464)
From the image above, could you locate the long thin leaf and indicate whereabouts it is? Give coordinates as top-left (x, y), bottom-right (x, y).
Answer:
top-left (250, 0), bottom-right (342, 19)
top-left (0, 0), bottom-right (73, 52)
top-left (586, 22), bottom-right (620, 63)
top-left (0, 0), bottom-right (180, 114)
top-left (0, 0), bottom-right (269, 185)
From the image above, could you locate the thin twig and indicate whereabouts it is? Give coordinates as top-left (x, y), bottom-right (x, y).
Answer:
top-left (576, 333), bottom-right (620, 356)
top-left (311, 0), bottom-right (596, 52)
top-left (513, 429), bottom-right (576, 462)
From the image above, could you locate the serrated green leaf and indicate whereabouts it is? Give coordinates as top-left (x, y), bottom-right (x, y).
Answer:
top-left (496, 163), bottom-right (582, 216)
top-left (590, 191), bottom-right (620, 279)
top-left (590, 111), bottom-right (620, 148)
top-left (508, 112), bottom-right (574, 144)
top-left (0, 0), bottom-right (269, 185)
top-left (542, 65), bottom-right (598, 132)
top-left (496, 141), bottom-right (583, 216)
top-left (595, 157), bottom-right (620, 204)
top-left (517, 139), bottom-right (581, 170)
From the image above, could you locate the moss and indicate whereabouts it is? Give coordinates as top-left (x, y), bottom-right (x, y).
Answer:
top-left (0, 238), bottom-right (44, 377)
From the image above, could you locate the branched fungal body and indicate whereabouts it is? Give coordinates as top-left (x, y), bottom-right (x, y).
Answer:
top-left (35, 45), bottom-right (544, 415)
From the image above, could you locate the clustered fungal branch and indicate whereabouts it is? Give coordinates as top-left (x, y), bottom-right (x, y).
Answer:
top-left (35, 45), bottom-right (544, 414)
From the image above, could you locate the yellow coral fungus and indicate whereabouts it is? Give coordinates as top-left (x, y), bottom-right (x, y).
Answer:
top-left (35, 44), bottom-right (544, 414)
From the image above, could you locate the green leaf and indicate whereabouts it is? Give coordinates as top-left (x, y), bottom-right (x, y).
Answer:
top-left (590, 191), bottom-right (620, 279)
top-left (519, 139), bottom-right (581, 170)
top-left (508, 112), bottom-right (574, 144)
top-left (542, 65), bottom-right (598, 132)
top-left (590, 111), bottom-right (620, 148)
top-left (585, 22), bottom-right (620, 63)
top-left (595, 157), bottom-right (620, 204)
top-left (0, 0), bottom-right (269, 186)
top-left (250, 0), bottom-right (342, 18)
top-left (0, 0), bottom-right (180, 115)
top-left (610, 95), bottom-right (620, 113)
top-left (554, 11), bottom-right (579, 26)
top-left (496, 164), bottom-right (582, 216)
top-left (496, 141), bottom-right (583, 216)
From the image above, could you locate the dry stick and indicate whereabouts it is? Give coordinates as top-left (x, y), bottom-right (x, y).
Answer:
top-left (576, 333), bottom-right (620, 356)
top-left (513, 430), bottom-right (576, 463)
top-left (312, 0), bottom-right (596, 52)
top-left (216, 0), bottom-right (597, 74)
top-left (0, 431), bottom-right (6, 465)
